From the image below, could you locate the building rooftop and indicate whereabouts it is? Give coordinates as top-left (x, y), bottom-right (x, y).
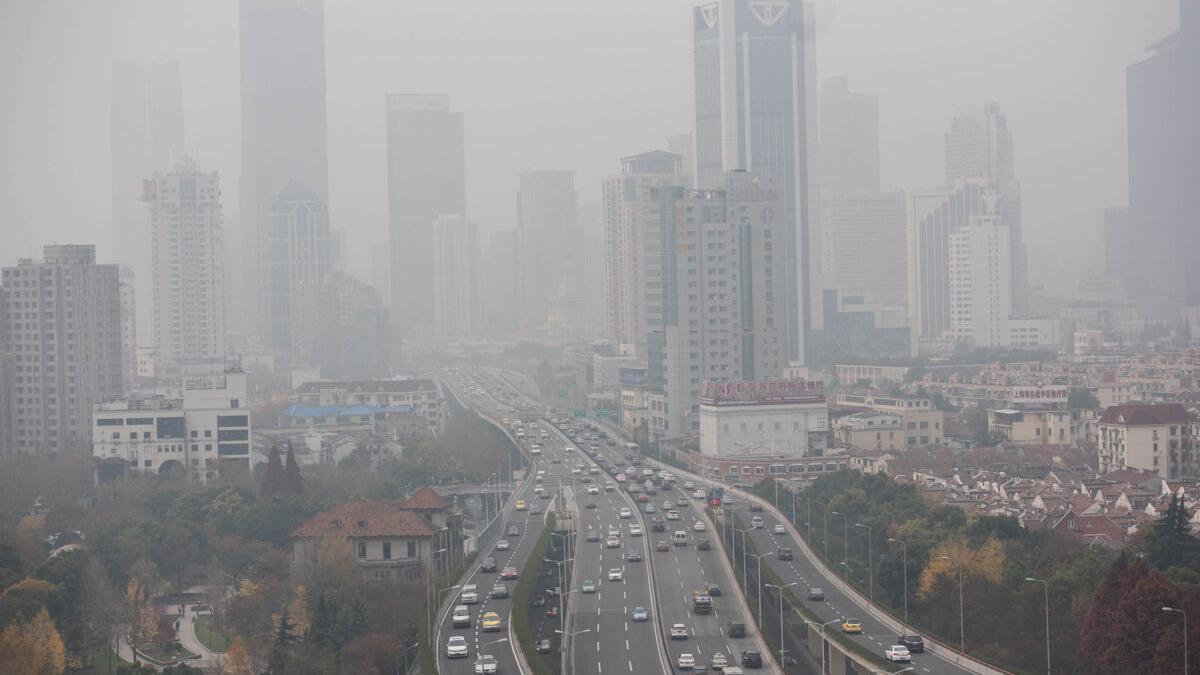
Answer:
top-left (295, 379), bottom-right (439, 394)
top-left (280, 403), bottom-right (414, 418)
top-left (1099, 403), bottom-right (1192, 425)
top-left (292, 500), bottom-right (435, 539)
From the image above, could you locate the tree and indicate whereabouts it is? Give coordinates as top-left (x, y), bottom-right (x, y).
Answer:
top-left (283, 443), bottom-right (305, 496)
top-left (0, 608), bottom-right (67, 675)
top-left (1080, 554), bottom-right (1183, 674)
top-left (224, 636), bottom-right (252, 675)
top-left (80, 558), bottom-right (120, 673)
top-left (261, 445), bottom-right (285, 497)
top-left (289, 584), bottom-right (311, 639)
top-left (0, 577), bottom-right (61, 627)
top-left (1144, 494), bottom-right (1200, 571)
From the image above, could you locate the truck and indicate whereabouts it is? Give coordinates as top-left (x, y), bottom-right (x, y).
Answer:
top-left (691, 590), bottom-right (713, 614)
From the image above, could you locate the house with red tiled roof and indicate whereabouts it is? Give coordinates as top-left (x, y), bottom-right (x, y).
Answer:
top-left (1097, 403), bottom-right (1198, 480)
top-left (291, 486), bottom-right (462, 583)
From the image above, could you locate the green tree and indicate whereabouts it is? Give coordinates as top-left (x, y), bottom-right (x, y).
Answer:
top-left (1144, 494), bottom-right (1200, 570)
top-left (282, 443), bottom-right (305, 496)
top-left (261, 445), bottom-right (285, 497)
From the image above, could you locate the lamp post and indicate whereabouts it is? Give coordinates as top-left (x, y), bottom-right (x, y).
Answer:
top-left (425, 547), bottom-right (449, 638)
top-left (400, 639), bottom-right (419, 675)
top-left (820, 502), bottom-right (830, 562)
top-left (870, 668), bottom-right (914, 675)
top-left (1024, 577), bottom-right (1050, 675)
top-left (747, 551), bottom-right (775, 627)
top-left (888, 538), bottom-right (908, 632)
top-left (831, 511), bottom-right (849, 570)
top-left (765, 582), bottom-right (797, 667)
top-left (856, 523), bottom-right (873, 600)
top-left (476, 637), bottom-right (509, 672)
top-left (1163, 606), bottom-right (1188, 675)
top-left (937, 556), bottom-right (964, 652)
top-left (804, 618), bottom-right (842, 675)
top-left (545, 556), bottom-right (574, 637)
top-left (735, 529), bottom-right (749, 589)
top-left (556, 627), bottom-right (592, 670)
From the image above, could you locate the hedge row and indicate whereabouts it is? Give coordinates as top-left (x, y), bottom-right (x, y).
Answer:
top-left (511, 513), bottom-right (557, 675)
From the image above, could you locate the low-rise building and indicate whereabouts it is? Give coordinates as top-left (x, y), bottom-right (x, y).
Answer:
top-left (294, 378), bottom-right (446, 436)
top-left (834, 391), bottom-right (945, 446)
top-left (988, 408), bottom-right (1073, 445)
top-left (834, 412), bottom-right (904, 451)
top-left (1098, 403), bottom-right (1197, 479)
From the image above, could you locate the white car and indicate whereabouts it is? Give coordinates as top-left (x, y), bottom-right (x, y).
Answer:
top-left (496, 539), bottom-right (510, 551)
top-left (677, 653), bottom-right (696, 669)
top-left (474, 654), bottom-right (498, 674)
top-left (692, 521), bottom-right (707, 532)
top-left (452, 605), bottom-right (471, 628)
top-left (665, 510), bottom-right (680, 521)
top-left (670, 623), bottom-right (689, 640)
top-left (693, 490), bottom-right (705, 500)
top-left (619, 507), bottom-right (632, 519)
top-left (773, 524), bottom-right (786, 535)
top-left (606, 536), bottom-right (621, 549)
top-left (750, 516), bottom-right (764, 529)
top-left (884, 645), bottom-right (912, 663)
top-left (629, 525), bottom-right (643, 536)
top-left (607, 568), bottom-right (624, 581)
top-left (460, 584), bottom-right (479, 604)
top-left (588, 485), bottom-right (599, 495)
top-left (710, 652), bottom-right (728, 669)
top-left (447, 635), bottom-right (469, 658)
top-left (683, 481), bottom-right (695, 490)
top-left (605, 482), bottom-right (616, 491)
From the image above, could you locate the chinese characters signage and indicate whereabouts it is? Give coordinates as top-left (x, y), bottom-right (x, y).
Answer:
top-left (702, 379), bottom-right (825, 403)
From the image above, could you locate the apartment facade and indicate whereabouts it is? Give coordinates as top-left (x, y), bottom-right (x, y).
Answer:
top-left (1098, 403), bottom-right (1197, 479)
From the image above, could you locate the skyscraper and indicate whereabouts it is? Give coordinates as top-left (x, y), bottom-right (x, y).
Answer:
top-left (110, 59), bottom-right (185, 341)
top-left (148, 161), bottom-right (226, 369)
top-left (602, 151), bottom-right (685, 350)
top-left (820, 192), bottom-right (907, 311)
top-left (260, 182), bottom-right (332, 360)
top-left (819, 76), bottom-right (880, 195)
top-left (1127, 0), bottom-right (1200, 307)
top-left (516, 171), bottom-right (578, 328)
top-left (692, 0), bottom-right (818, 364)
top-left (239, 0), bottom-right (329, 334)
top-left (432, 214), bottom-right (481, 337)
top-left (2, 246), bottom-right (124, 454)
top-left (385, 94), bottom-right (466, 332)
top-left (482, 230), bottom-right (518, 333)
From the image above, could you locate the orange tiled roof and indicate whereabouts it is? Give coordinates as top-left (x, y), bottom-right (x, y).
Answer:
top-left (292, 500), bottom-right (434, 539)
top-left (403, 486), bottom-right (450, 510)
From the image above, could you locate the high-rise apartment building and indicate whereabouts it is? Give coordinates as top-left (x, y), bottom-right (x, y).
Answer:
top-left (693, 0), bottom-right (818, 363)
top-left (1127, 0), bottom-right (1200, 308)
top-left (820, 192), bottom-right (907, 312)
top-left (819, 76), bottom-right (880, 195)
top-left (110, 59), bottom-right (186, 341)
top-left (516, 171), bottom-right (578, 328)
top-left (239, 0), bottom-right (329, 335)
top-left (949, 210), bottom-right (1011, 347)
top-left (290, 271), bottom-right (391, 379)
top-left (119, 268), bottom-right (138, 392)
top-left (432, 214), bottom-right (481, 337)
top-left (385, 94), bottom-right (466, 332)
top-left (666, 134), bottom-right (695, 188)
top-left (148, 161), bottom-right (226, 370)
top-left (602, 151), bottom-right (685, 350)
top-left (259, 182), bottom-right (332, 360)
top-left (2, 246), bottom-right (124, 454)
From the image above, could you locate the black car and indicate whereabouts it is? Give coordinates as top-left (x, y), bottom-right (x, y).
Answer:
top-left (480, 557), bottom-right (498, 573)
top-left (696, 538), bottom-right (711, 551)
top-left (537, 639), bottom-right (553, 654)
top-left (586, 501), bottom-right (597, 509)
top-left (778, 548), bottom-right (793, 561)
top-left (741, 651), bottom-right (763, 668)
top-left (651, 517), bottom-right (666, 532)
top-left (587, 530), bottom-right (601, 542)
top-left (625, 550), bottom-right (643, 562)
top-left (727, 622), bottom-right (746, 638)
top-left (532, 595), bottom-right (546, 607)
top-left (898, 635), bottom-right (925, 653)
top-left (749, 503), bottom-right (764, 513)
top-left (706, 583), bottom-right (722, 596)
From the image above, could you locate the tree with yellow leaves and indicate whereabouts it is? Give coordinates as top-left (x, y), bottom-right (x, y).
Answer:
top-left (918, 537), bottom-right (1005, 598)
top-left (289, 584), bottom-right (311, 639)
top-left (224, 635), bottom-right (252, 675)
top-left (0, 608), bottom-right (67, 675)
top-left (125, 577), bottom-right (157, 662)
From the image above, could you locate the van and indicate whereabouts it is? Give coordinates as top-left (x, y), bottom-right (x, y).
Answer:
top-left (750, 516), bottom-right (764, 529)
top-left (673, 530), bottom-right (689, 546)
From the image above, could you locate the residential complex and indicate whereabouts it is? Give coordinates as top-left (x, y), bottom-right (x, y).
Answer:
top-left (293, 378), bottom-right (447, 437)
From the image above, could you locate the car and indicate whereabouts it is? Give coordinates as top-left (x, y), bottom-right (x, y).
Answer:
top-left (665, 510), bottom-right (680, 521)
top-left (897, 635), bottom-right (925, 653)
top-left (496, 539), bottom-right (511, 551)
top-left (684, 481), bottom-right (695, 490)
top-left (452, 605), bottom-right (471, 628)
top-left (500, 565), bottom-right (519, 580)
top-left (605, 482), bottom-right (616, 491)
top-left (490, 583), bottom-right (509, 599)
top-left (588, 485), bottom-right (599, 495)
top-left (545, 606), bottom-right (558, 618)
top-left (619, 507), bottom-right (633, 519)
top-left (586, 501), bottom-right (597, 509)
top-left (642, 503), bottom-right (658, 513)
top-left (670, 623), bottom-right (689, 640)
top-left (706, 583), bottom-right (722, 597)
top-left (515, 500), bottom-right (527, 511)
top-left (740, 651), bottom-right (763, 668)
top-left (662, 500), bottom-right (675, 509)
top-left (581, 580), bottom-right (596, 593)
top-left (726, 622), bottom-right (746, 638)
top-left (538, 491), bottom-right (552, 500)
top-left (678, 653), bottom-right (696, 670)
top-left (480, 558), bottom-right (498, 573)
top-left (778, 548), bottom-right (793, 561)
top-left (607, 568), bottom-right (624, 581)
top-left (772, 524), bottom-right (786, 535)
top-left (587, 529), bottom-right (601, 542)
top-left (710, 652), bottom-right (728, 669)
top-left (461, 585), bottom-right (479, 604)
top-left (537, 639), bottom-right (553, 654)
top-left (749, 503), bottom-right (764, 513)
top-left (693, 490), bottom-right (706, 500)
top-left (508, 525), bottom-right (521, 536)
top-left (696, 538), bottom-right (711, 551)
top-left (615, 473), bottom-right (627, 482)
top-left (632, 606), bottom-right (649, 621)
top-left (530, 504), bottom-right (542, 515)
top-left (841, 619), bottom-right (863, 634)
top-left (629, 524), bottom-right (643, 536)
top-left (626, 550), bottom-right (643, 562)
top-left (474, 654), bottom-right (498, 674)
top-left (884, 645), bottom-right (912, 663)
top-left (692, 521), bottom-right (707, 532)
top-left (750, 517), bottom-right (764, 529)
top-left (806, 587), bottom-right (824, 601)
top-left (606, 536), bottom-right (621, 549)
top-left (651, 517), bottom-right (666, 532)
top-left (656, 540), bottom-right (671, 552)
top-left (636, 494), bottom-right (650, 504)
top-left (531, 595), bottom-right (545, 607)
top-left (447, 635), bottom-right (469, 658)
top-left (480, 611), bottom-right (503, 632)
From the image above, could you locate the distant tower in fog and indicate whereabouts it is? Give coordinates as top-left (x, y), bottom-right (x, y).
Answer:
top-left (260, 182), bottom-right (332, 360)
top-left (385, 94), bottom-right (466, 333)
top-left (820, 76), bottom-right (879, 195)
top-left (516, 171), bottom-right (578, 328)
top-left (432, 214), bottom-right (481, 337)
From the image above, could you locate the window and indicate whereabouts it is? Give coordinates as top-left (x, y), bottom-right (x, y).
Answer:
top-left (383, 542), bottom-right (392, 560)
top-left (358, 543), bottom-right (367, 559)
top-left (407, 541), bottom-right (417, 558)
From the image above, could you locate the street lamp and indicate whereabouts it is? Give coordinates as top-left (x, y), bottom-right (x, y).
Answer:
top-left (765, 582), bottom-right (797, 667)
top-left (476, 637), bottom-right (510, 670)
top-left (831, 511), bottom-right (849, 569)
top-left (400, 639), bottom-right (419, 675)
top-left (555, 628), bottom-right (592, 666)
top-left (425, 548), bottom-right (449, 637)
top-left (888, 538), bottom-right (908, 632)
top-left (855, 523), bottom-right (873, 600)
top-left (804, 618), bottom-right (842, 675)
top-left (938, 556), bottom-right (965, 652)
top-left (747, 551), bottom-right (775, 627)
top-left (870, 668), bottom-right (915, 675)
top-left (1024, 577), bottom-right (1050, 675)
top-left (545, 556), bottom-right (574, 635)
top-left (1163, 606), bottom-right (1188, 675)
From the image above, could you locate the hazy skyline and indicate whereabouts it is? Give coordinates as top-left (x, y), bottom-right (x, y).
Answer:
top-left (0, 0), bottom-right (1180, 294)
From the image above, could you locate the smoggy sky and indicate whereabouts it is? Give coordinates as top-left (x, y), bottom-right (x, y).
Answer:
top-left (0, 0), bottom-right (1180, 295)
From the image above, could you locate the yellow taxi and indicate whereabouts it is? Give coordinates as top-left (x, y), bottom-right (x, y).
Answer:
top-left (515, 500), bottom-right (527, 511)
top-left (480, 611), bottom-right (503, 632)
top-left (841, 618), bottom-right (863, 634)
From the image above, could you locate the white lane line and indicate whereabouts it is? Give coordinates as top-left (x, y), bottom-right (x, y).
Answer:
top-left (625, 639), bottom-right (630, 650)
top-left (628, 661), bottom-right (633, 671)
top-left (597, 641), bottom-right (601, 652)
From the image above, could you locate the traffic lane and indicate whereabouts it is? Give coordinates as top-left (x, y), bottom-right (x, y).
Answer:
top-left (738, 511), bottom-right (965, 675)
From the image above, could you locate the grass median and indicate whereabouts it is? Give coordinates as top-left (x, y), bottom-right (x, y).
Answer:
top-left (512, 513), bottom-right (557, 675)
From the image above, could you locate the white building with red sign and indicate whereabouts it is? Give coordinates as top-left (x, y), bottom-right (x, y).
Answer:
top-left (698, 379), bottom-right (828, 463)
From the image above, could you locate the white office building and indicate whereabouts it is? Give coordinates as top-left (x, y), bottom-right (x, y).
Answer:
top-left (699, 380), bottom-right (829, 461)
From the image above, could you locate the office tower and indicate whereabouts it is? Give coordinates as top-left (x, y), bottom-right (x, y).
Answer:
top-left (290, 271), bottom-right (391, 379)
top-left (819, 77), bottom-right (880, 195)
top-left (2, 246), bottom-right (124, 454)
top-left (110, 59), bottom-right (185, 341)
top-left (1127, 0), bottom-right (1200, 307)
top-left (693, 0), bottom-right (818, 364)
top-left (516, 171), bottom-right (578, 327)
top-left (119, 268), bottom-right (138, 392)
top-left (259, 181), bottom-right (332, 360)
top-left (432, 214), bottom-right (481, 337)
top-left (579, 207), bottom-right (608, 335)
top-left (908, 178), bottom-right (994, 341)
top-left (667, 134), bottom-right (695, 188)
top-left (820, 192), bottom-right (907, 311)
top-left (385, 94), bottom-right (466, 332)
top-left (482, 229), bottom-right (518, 333)
top-left (949, 209), bottom-right (1011, 347)
top-left (239, 0), bottom-right (329, 335)
top-left (1097, 206), bottom-right (1133, 282)
top-left (602, 151), bottom-right (685, 349)
top-left (148, 161), bottom-right (226, 369)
